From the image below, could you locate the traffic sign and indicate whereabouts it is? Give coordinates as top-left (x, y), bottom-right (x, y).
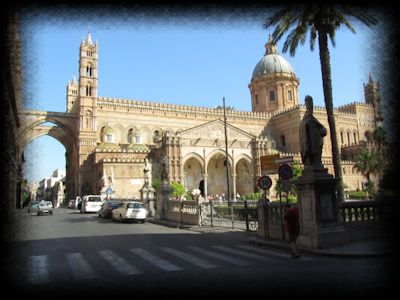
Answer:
top-left (258, 175), bottom-right (273, 190)
top-left (279, 164), bottom-right (293, 180)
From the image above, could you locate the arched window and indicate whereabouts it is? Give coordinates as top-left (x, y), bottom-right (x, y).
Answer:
top-left (86, 65), bottom-right (93, 77)
top-left (255, 95), bottom-right (259, 105)
top-left (347, 131), bottom-right (351, 145)
top-left (128, 128), bottom-right (134, 144)
top-left (134, 129), bottom-right (142, 144)
top-left (86, 85), bottom-right (92, 96)
top-left (153, 130), bottom-right (161, 143)
top-left (85, 110), bottom-right (92, 129)
top-left (269, 90), bottom-right (276, 102)
top-left (287, 90), bottom-right (293, 101)
top-left (340, 131), bottom-right (344, 145)
top-left (353, 132), bottom-right (357, 144)
top-left (280, 135), bottom-right (286, 147)
top-left (101, 126), bottom-right (116, 143)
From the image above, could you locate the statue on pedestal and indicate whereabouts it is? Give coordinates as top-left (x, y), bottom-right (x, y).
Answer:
top-left (299, 95), bottom-right (327, 171)
top-left (143, 158), bottom-right (152, 186)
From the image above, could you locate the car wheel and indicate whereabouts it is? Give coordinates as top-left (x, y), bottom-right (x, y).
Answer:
top-left (119, 214), bottom-right (123, 223)
top-left (141, 219), bottom-right (146, 224)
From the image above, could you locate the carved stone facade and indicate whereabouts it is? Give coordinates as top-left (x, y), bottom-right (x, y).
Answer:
top-left (19, 34), bottom-right (382, 200)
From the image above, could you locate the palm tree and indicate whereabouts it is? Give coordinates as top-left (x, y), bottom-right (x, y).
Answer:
top-left (353, 148), bottom-right (381, 198)
top-left (373, 126), bottom-right (386, 181)
top-left (265, 4), bottom-right (377, 202)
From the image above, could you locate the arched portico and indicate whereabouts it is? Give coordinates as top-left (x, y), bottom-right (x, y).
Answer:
top-left (18, 110), bottom-right (79, 198)
top-left (182, 154), bottom-right (204, 192)
top-left (205, 149), bottom-right (234, 199)
top-left (234, 155), bottom-right (254, 198)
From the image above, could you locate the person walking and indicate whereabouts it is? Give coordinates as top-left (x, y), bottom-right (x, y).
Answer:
top-left (284, 203), bottom-right (301, 258)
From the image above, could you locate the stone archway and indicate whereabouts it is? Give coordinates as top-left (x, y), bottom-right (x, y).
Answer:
top-left (235, 157), bottom-right (254, 198)
top-left (18, 110), bottom-right (79, 198)
top-left (182, 156), bottom-right (203, 192)
top-left (206, 151), bottom-right (233, 198)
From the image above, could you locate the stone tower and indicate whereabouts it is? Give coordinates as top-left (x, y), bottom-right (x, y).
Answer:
top-left (77, 33), bottom-right (99, 195)
top-left (248, 36), bottom-right (300, 113)
top-left (66, 75), bottom-right (78, 113)
top-left (364, 74), bottom-right (383, 127)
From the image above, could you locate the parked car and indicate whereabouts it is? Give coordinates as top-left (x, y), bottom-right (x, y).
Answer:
top-left (98, 200), bottom-right (121, 218)
top-left (80, 195), bottom-right (103, 213)
top-left (27, 201), bottom-right (40, 214)
top-left (112, 201), bottom-right (148, 223)
top-left (37, 200), bottom-right (54, 215)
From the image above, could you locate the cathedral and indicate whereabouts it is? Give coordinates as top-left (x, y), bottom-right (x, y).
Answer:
top-left (65, 33), bottom-right (382, 200)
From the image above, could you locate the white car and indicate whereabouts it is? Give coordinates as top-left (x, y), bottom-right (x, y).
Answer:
top-left (112, 201), bottom-right (148, 223)
top-left (37, 200), bottom-right (54, 216)
top-left (80, 195), bottom-right (103, 213)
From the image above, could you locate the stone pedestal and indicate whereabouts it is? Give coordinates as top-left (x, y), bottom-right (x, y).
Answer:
top-left (296, 169), bottom-right (346, 249)
top-left (155, 181), bottom-right (172, 220)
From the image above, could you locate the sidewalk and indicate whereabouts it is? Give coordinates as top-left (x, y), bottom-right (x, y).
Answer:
top-left (248, 235), bottom-right (395, 258)
top-left (149, 218), bottom-right (395, 257)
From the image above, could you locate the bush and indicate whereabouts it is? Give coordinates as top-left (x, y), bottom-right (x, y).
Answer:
top-left (348, 190), bottom-right (367, 199)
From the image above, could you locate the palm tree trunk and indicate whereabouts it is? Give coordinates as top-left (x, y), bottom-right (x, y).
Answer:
top-left (317, 30), bottom-right (345, 202)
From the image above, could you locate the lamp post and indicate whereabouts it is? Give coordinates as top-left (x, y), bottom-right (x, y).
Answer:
top-left (223, 97), bottom-right (231, 205)
top-left (223, 97), bottom-right (234, 229)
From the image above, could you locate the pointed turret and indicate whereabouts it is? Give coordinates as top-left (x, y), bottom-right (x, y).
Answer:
top-left (87, 32), bottom-right (92, 46)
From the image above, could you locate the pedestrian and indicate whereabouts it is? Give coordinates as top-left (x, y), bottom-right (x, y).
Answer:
top-left (283, 203), bottom-right (301, 258)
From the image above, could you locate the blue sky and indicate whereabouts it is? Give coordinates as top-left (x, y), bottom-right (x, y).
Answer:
top-left (20, 6), bottom-right (383, 183)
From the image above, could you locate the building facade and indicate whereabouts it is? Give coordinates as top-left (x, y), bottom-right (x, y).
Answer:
top-left (65, 34), bottom-right (382, 200)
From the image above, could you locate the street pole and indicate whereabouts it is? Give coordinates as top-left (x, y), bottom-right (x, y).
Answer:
top-left (223, 97), bottom-right (234, 229)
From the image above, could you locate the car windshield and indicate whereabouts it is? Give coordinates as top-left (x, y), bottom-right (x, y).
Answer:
top-left (127, 203), bottom-right (144, 209)
top-left (108, 201), bottom-right (120, 208)
top-left (40, 202), bottom-right (52, 206)
top-left (30, 202), bottom-right (39, 208)
top-left (88, 196), bottom-right (102, 202)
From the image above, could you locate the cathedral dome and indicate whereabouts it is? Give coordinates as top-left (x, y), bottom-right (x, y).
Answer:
top-left (251, 36), bottom-right (296, 79)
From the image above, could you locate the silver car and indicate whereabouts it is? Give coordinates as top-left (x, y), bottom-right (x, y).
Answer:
top-left (37, 200), bottom-right (54, 216)
top-left (112, 201), bottom-right (148, 223)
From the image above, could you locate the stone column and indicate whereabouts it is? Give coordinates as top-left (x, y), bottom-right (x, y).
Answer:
top-left (203, 174), bottom-right (208, 200)
top-left (155, 181), bottom-right (172, 220)
top-left (296, 170), bottom-right (346, 249)
top-left (231, 173), bottom-right (237, 201)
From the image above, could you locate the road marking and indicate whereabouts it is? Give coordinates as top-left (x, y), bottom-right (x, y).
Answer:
top-left (98, 250), bottom-right (142, 275)
top-left (29, 255), bottom-right (50, 284)
top-left (212, 245), bottom-right (274, 261)
top-left (187, 246), bottom-right (251, 266)
top-left (160, 247), bottom-right (218, 269)
top-left (129, 248), bottom-right (182, 271)
top-left (236, 245), bottom-right (303, 259)
top-left (65, 253), bottom-right (97, 280)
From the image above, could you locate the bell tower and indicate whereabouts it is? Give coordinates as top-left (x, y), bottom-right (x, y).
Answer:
top-left (77, 33), bottom-right (99, 195)
top-left (364, 74), bottom-right (383, 127)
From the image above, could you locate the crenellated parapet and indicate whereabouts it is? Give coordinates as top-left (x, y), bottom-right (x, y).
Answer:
top-left (97, 97), bottom-right (273, 120)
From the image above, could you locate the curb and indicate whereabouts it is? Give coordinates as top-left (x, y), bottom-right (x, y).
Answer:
top-left (248, 236), bottom-right (393, 258)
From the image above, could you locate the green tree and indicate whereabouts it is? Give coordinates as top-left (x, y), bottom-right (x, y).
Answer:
top-left (265, 4), bottom-right (377, 202)
top-left (373, 126), bottom-right (386, 181)
top-left (353, 148), bottom-right (381, 198)
top-left (170, 181), bottom-right (187, 199)
top-left (151, 177), bottom-right (162, 190)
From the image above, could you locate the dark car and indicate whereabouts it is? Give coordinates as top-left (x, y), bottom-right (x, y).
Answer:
top-left (27, 201), bottom-right (40, 214)
top-left (98, 200), bottom-right (121, 218)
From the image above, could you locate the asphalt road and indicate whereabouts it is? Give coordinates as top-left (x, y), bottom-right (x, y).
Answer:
top-left (3, 208), bottom-right (396, 297)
